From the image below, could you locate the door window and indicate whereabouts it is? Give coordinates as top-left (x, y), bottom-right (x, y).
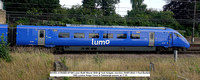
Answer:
top-left (150, 33), bottom-right (154, 40)
top-left (39, 30), bottom-right (44, 38)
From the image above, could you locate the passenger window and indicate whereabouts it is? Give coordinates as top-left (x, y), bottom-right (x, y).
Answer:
top-left (39, 30), bottom-right (44, 38)
top-left (175, 33), bottom-right (183, 38)
top-left (89, 33), bottom-right (99, 38)
top-left (74, 33), bottom-right (85, 38)
top-left (103, 33), bottom-right (113, 38)
top-left (131, 34), bottom-right (140, 39)
top-left (175, 33), bottom-right (178, 37)
top-left (59, 33), bottom-right (70, 38)
top-left (117, 34), bottom-right (127, 39)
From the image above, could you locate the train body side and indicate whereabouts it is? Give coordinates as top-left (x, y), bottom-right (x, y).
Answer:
top-left (46, 28), bottom-right (151, 47)
top-left (0, 24), bottom-right (8, 43)
top-left (16, 25), bottom-right (190, 51)
top-left (16, 25), bottom-right (39, 46)
top-left (16, 25), bottom-right (156, 47)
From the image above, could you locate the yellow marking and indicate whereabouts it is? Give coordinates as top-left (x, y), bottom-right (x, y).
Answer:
top-left (53, 29), bottom-right (58, 32)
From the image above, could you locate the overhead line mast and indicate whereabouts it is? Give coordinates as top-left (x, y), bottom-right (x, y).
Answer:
top-left (192, 0), bottom-right (196, 43)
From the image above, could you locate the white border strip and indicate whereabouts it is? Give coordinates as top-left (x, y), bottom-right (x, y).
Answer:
top-left (50, 71), bottom-right (150, 77)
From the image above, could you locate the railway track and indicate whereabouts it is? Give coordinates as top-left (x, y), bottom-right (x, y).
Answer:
top-left (11, 44), bottom-right (200, 54)
top-left (190, 44), bottom-right (200, 47)
top-left (179, 51), bottom-right (200, 54)
top-left (157, 44), bottom-right (200, 54)
top-left (184, 44), bottom-right (200, 54)
top-left (57, 44), bottom-right (200, 54)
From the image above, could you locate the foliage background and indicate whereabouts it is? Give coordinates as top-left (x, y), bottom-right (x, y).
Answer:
top-left (3, 0), bottom-right (200, 36)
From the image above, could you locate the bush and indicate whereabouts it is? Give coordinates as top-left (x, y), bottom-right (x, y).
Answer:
top-left (0, 33), bottom-right (12, 62)
top-left (60, 56), bottom-right (66, 66)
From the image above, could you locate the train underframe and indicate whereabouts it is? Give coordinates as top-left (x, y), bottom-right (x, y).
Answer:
top-left (54, 46), bottom-right (186, 53)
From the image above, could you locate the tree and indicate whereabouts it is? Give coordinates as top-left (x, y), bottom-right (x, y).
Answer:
top-left (96, 0), bottom-right (120, 16)
top-left (128, 0), bottom-right (147, 19)
top-left (130, 0), bottom-right (146, 11)
top-left (4, 0), bottom-right (60, 13)
top-left (127, 0), bottom-right (182, 30)
top-left (163, 0), bottom-right (200, 36)
top-left (163, 0), bottom-right (171, 4)
top-left (82, 0), bottom-right (102, 15)
top-left (82, 0), bottom-right (96, 9)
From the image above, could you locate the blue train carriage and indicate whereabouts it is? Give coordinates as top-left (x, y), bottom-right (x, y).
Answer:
top-left (0, 24), bottom-right (8, 43)
top-left (16, 25), bottom-right (190, 51)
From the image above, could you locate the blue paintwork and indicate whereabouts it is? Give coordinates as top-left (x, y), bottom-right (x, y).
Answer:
top-left (16, 25), bottom-right (38, 46)
top-left (16, 25), bottom-right (190, 49)
top-left (0, 24), bottom-right (8, 43)
top-left (173, 32), bottom-right (190, 48)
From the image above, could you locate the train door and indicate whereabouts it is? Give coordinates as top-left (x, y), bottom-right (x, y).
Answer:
top-left (168, 32), bottom-right (173, 46)
top-left (38, 30), bottom-right (45, 45)
top-left (149, 32), bottom-right (155, 46)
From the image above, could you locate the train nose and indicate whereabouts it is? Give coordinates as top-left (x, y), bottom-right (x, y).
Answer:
top-left (184, 40), bottom-right (190, 49)
top-left (185, 42), bottom-right (190, 48)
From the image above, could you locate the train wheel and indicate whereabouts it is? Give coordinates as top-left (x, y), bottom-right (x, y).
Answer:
top-left (54, 47), bottom-right (64, 54)
top-left (156, 47), bottom-right (162, 54)
top-left (182, 47), bottom-right (187, 51)
top-left (156, 50), bottom-right (160, 54)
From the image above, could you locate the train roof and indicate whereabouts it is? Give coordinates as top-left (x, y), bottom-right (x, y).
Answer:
top-left (0, 24), bottom-right (8, 27)
top-left (0, 24), bottom-right (8, 26)
top-left (65, 24), bottom-right (167, 30)
top-left (17, 24), bottom-right (176, 32)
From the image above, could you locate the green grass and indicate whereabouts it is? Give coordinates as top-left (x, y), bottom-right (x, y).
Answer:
top-left (1, 47), bottom-right (200, 80)
top-left (56, 54), bottom-right (200, 80)
top-left (0, 47), bottom-right (54, 80)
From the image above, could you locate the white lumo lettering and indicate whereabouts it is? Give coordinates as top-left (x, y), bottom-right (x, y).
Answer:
top-left (92, 39), bottom-right (110, 45)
